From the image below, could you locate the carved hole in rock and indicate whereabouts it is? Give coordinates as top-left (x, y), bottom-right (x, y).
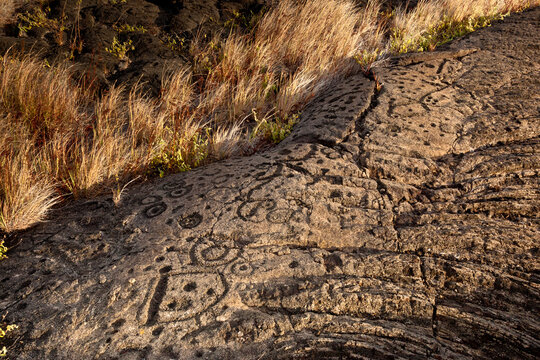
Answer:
top-left (160, 266), bottom-right (172, 274)
top-left (152, 327), bottom-right (163, 336)
top-left (183, 282), bottom-right (197, 292)
top-left (167, 300), bottom-right (177, 310)
top-left (111, 319), bottom-right (125, 328)
top-left (155, 256), bottom-right (165, 263)
top-left (231, 262), bottom-right (253, 276)
top-left (207, 288), bottom-right (215, 296)
top-left (19, 279), bottom-right (31, 289)
top-left (289, 261), bottom-right (299, 269)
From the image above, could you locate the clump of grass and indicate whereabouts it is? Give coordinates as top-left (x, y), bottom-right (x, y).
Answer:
top-left (189, 0), bottom-right (384, 126)
top-left (389, 0), bottom-right (538, 53)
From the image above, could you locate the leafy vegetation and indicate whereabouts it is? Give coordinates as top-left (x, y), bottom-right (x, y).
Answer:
top-left (17, 6), bottom-right (65, 36)
top-left (105, 37), bottom-right (135, 60)
top-left (0, 315), bottom-right (17, 357)
top-left (251, 112), bottom-right (299, 144)
top-left (0, 239), bottom-right (6, 260)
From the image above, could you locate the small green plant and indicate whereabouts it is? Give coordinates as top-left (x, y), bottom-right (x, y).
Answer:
top-left (110, 0), bottom-right (127, 4)
top-left (17, 6), bottom-right (66, 44)
top-left (113, 23), bottom-right (147, 34)
top-left (161, 33), bottom-right (187, 53)
top-left (354, 49), bottom-right (381, 73)
top-left (150, 129), bottom-right (210, 177)
top-left (105, 37), bottom-right (134, 60)
top-left (224, 6), bottom-right (267, 31)
top-left (192, 39), bottom-right (224, 79)
top-left (0, 314), bottom-right (18, 357)
top-left (251, 111), bottom-right (299, 144)
top-left (0, 239), bottom-right (7, 260)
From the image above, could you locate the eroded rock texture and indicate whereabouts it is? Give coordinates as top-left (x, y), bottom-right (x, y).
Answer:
top-left (1, 7), bottom-right (539, 360)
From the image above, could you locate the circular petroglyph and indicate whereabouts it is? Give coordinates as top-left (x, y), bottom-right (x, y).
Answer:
top-left (190, 237), bottom-right (240, 267)
top-left (147, 272), bottom-right (228, 323)
top-left (230, 261), bottom-right (254, 277)
top-left (144, 202), bottom-right (168, 218)
top-left (321, 147), bottom-right (341, 160)
top-left (169, 184), bottom-right (193, 198)
top-left (237, 199), bottom-right (276, 222)
top-left (140, 195), bottom-right (163, 205)
top-left (266, 208), bottom-right (294, 224)
top-left (213, 174), bottom-right (231, 186)
top-left (178, 212), bottom-right (203, 229)
top-left (162, 179), bottom-right (187, 191)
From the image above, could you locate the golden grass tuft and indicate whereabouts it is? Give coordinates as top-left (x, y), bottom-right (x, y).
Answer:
top-left (0, 0), bottom-right (538, 233)
top-left (390, 0), bottom-right (540, 52)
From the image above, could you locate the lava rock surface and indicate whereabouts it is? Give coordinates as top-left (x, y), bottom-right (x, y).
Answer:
top-left (0, 6), bottom-right (539, 360)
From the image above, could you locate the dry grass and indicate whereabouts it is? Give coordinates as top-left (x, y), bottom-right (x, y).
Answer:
top-left (189, 0), bottom-right (383, 124)
top-left (0, 0), bottom-right (538, 233)
top-left (0, 0), bottom-right (36, 29)
top-left (390, 0), bottom-right (540, 52)
top-left (0, 0), bottom-right (16, 28)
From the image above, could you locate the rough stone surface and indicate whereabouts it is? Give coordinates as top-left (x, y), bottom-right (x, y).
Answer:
top-left (1, 7), bottom-right (539, 359)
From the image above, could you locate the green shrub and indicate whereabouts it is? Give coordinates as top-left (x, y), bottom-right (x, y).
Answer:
top-left (251, 112), bottom-right (299, 144)
top-left (105, 37), bottom-right (134, 60)
top-left (150, 129), bottom-right (210, 177)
